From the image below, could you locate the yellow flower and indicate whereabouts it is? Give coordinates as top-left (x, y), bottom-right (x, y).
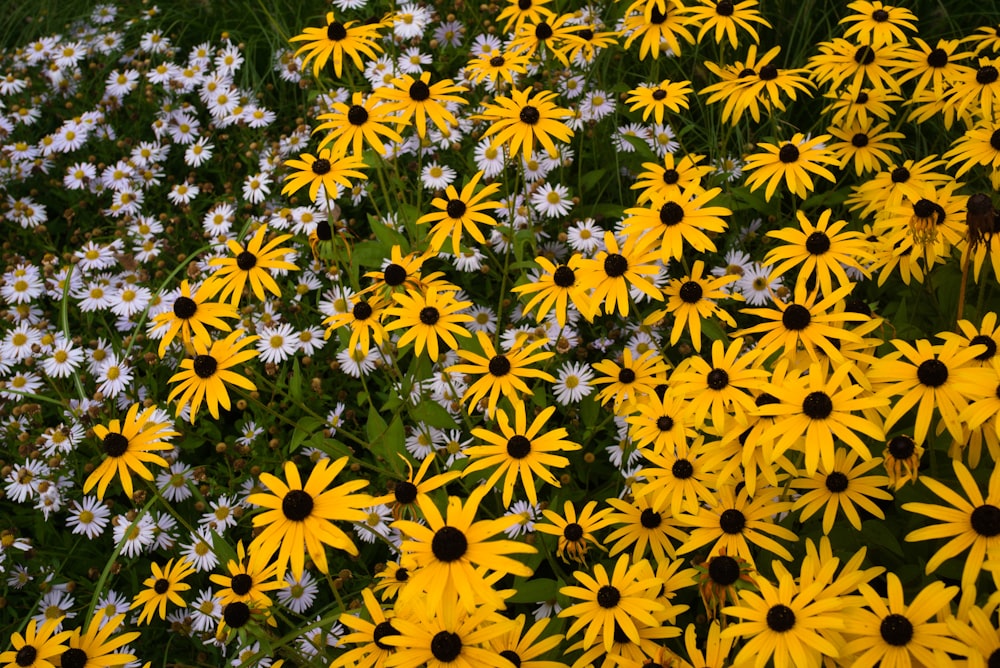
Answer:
top-left (476, 87), bottom-right (573, 161)
top-left (280, 149), bottom-right (367, 203)
top-left (166, 329), bottom-right (259, 422)
top-left (314, 92), bottom-right (404, 159)
top-left (289, 11), bottom-right (385, 78)
top-left (742, 133), bottom-right (838, 201)
top-left (416, 170), bottom-right (502, 255)
top-left (383, 286), bottom-right (473, 362)
top-left (447, 331), bottom-right (554, 417)
top-left (84, 403), bottom-right (178, 499)
top-left (131, 557), bottom-right (196, 625)
top-left (204, 224), bottom-right (298, 306)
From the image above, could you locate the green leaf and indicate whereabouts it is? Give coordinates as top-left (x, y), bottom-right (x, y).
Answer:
top-left (861, 519), bottom-right (904, 557)
top-left (289, 416), bottom-right (326, 454)
top-left (507, 577), bottom-right (558, 604)
top-left (367, 406), bottom-right (405, 474)
top-left (411, 400), bottom-right (459, 429)
top-left (352, 240), bottom-right (388, 268)
top-left (288, 358), bottom-right (303, 404)
top-left (580, 393), bottom-right (600, 429)
top-left (369, 213), bottom-right (408, 251)
top-left (580, 168), bottom-right (607, 192)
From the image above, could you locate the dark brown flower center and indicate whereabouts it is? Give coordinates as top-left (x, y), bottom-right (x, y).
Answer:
top-left (659, 201), bottom-right (684, 225)
top-left (154, 578), bottom-right (170, 594)
top-left (851, 132), bottom-right (869, 147)
top-left (708, 555), bottom-right (740, 585)
top-left (672, 459), bottom-right (694, 479)
top-left (927, 48), bottom-right (948, 68)
top-left (778, 143), bottom-right (800, 163)
top-left (534, 22), bottom-right (553, 40)
top-left (719, 508), bottom-right (745, 534)
top-left (231, 573), bottom-right (253, 595)
top-left (373, 621), bottom-right (400, 650)
top-left (408, 80), bottom-right (430, 101)
top-left (103, 432), bottom-right (129, 457)
top-left (872, 8), bottom-right (889, 21)
top-left (384, 263), bottom-right (407, 286)
top-left (977, 65), bottom-right (999, 85)
top-left (916, 359), bottom-right (948, 387)
top-left (446, 199), bottom-right (467, 218)
top-left (553, 265), bottom-right (576, 287)
top-left (519, 106), bottom-right (540, 124)
top-left (716, 0), bottom-right (735, 16)
top-left (193, 354), bottom-right (218, 379)
top-left (347, 105), bottom-right (369, 125)
top-left (639, 508), bottom-right (661, 528)
top-left (15, 647), bottom-right (38, 667)
top-left (316, 220), bottom-right (332, 241)
top-left (652, 89), bottom-right (667, 100)
top-left (223, 601), bottom-right (251, 628)
top-left (394, 480), bottom-right (417, 505)
top-left (891, 166), bottom-right (910, 183)
top-left (489, 55), bottom-right (505, 67)
top-left (656, 415), bottom-right (674, 431)
top-left (596, 585), bottom-right (621, 608)
top-left (854, 45), bottom-right (877, 65)
top-left (327, 22), bottom-right (347, 41)
top-left (618, 368), bottom-right (636, 384)
top-left (282, 489), bottom-right (314, 521)
top-left (500, 650), bottom-right (522, 667)
top-left (782, 304), bottom-right (811, 330)
top-left (236, 251), bottom-right (257, 270)
top-left (489, 355), bottom-right (511, 376)
top-left (880, 613), bottom-right (914, 646)
top-left (353, 301), bottom-right (373, 320)
top-left (887, 435), bottom-right (916, 459)
top-left (759, 64), bottom-right (778, 80)
top-left (766, 604), bottom-right (796, 632)
top-left (431, 526), bottom-right (468, 562)
top-left (506, 435), bottom-right (531, 459)
top-left (173, 296), bottom-right (197, 319)
top-left (802, 391), bottom-right (833, 419)
top-left (971, 334), bottom-right (997, 360)
top-left (679, 281), bottom-right (703, 303)
top-left (971, 504), bottom-right (1000, 537)
top-left (563, 522), bottom-right (584, 541)
top-left (431, 631), bottom-right (462, 662)
top-left (60, 648), bottom-right (88, 668)
top-left (707, 368), bottom-right (729, 390)
top-left (825, 471), bottom-right (849, 492)
top-left (805, 231), bottom-right (831, 254)
top-left (419, 306), bottom-right (440, 325)
top-left (662, 168), bottom-right (679, 184)
top-left (311, 158), bottom-right (331, 175)
top-left (604, 254), bottom-right (628, 277)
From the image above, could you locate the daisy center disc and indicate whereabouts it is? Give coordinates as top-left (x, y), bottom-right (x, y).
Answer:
top-left (672, 459), bottom-right (693, 479)
top-left (408, 80), bottom-right (430, 101)
top-left (879, 613), bottom-right (914, 646)
top-left (193, 354), bottom-right (218, 379)
top-left (236, 251), bottom-right (257, 270)
top-left (15, 647), bottom-right (38, 666)
top-left (394, 481), bottom-right (418, 505)
top-left (719, 508), bottom-right (746, 534)
top-left (419, 306), bottom-right (440, 325)
top-left (519, 105), bottom-right (540, 124)
top-left (970, 504), bottom-right (1000, 537)
top-left (553, 265), bottom-right (576, 287)
top-left (311, 158), bottom-right (331, 175)
top-left (103, 432), bottom-right (129, 457)
top-left (383, 263), bottom-right (407, 286)
top-left (430, 631), bottom-right (462, 662)
top-left (446, 199), bottom-right (467, 218)
top-left (916, 359), bottom-right (948, 387)
top-left (326, 22), bottom-right (347, 41)
top-left (231, 573), bottom-right (253, 595)
top-left (639, 508), bottom-right (661, 528)
top-left (887, 435), bottom-right (915, 459)
top-left (352, 301), bottom-right (373, 320)
top-left (825, 471), bottom-right (849, 492)
top-left (563, 522), bottom-right (584, 541)
top-left (766, 604), bottom-right (796, 632)
top-left (60, 648), bottom-right (88, 668)
top-left (604, 254), bottom-right (629, 277)
top-left (223, 601), bottom-right (251, 628)
top-left (489, 355), bottom-right (512, 376)
top-left (373, 621), bottom-right (400, 650)
top-left (596, 585), bottom-right (621, 608)
top-left (347, 105), bottom-right (369, 125)
top-left (173, 296), bottom-right (197, 319)
top-left (281, 489), bottom-right (314, 521)
top-left (708, 555), bottom-right (740, 585)
top-left (506, 435), bottom-right (531, 459)
top-left (153, 578), bottom-right (171, 594)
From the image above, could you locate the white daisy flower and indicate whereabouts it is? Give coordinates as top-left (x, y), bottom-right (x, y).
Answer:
top-left (420, 161), bottom-right (457, 190)
top-left (112, 513), bottom-right (156, 558)
top-left (96, 354), bottom-right (131, 399)
top-left (530, 182), bottom-right (574, 218)
top-left (354, 504), bottom-right (393, 543)
top-left (181, 530), bottom-right (220, 572)
top-left (552, 361), bottom-right (595, 405)
top-left (257, 323), bottom-right (299, 364)
top-left (278, 571), bottom-right (318, 614)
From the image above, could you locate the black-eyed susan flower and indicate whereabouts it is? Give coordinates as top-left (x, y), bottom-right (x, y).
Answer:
top-left (383, 286), bottom-right (473, 362)
top-left (677, 484), bottom-right (797, 564)
top-left (670, 338), bottom-right (767, 430)
top-left (737, 282), bottom-right (867, 363)
top-left (204, 225), bottom-right (298, 306)
top-left (463, 402), bottom-right (580, 506)
top-left (604, 496), bottom-right (689, 562)
top-left (322, 295), bottom-right (388, 357)
top-left (722, 560), bottom-right (844, 667)
top-left (631, 153), bottom-right (713, 204)
top-left (209, 540), bottom-right (282, 609)
top-left (895, 37), bottom-right (974, 97)
top-left (828, 120), bottom-right (904, 175)
top-left (869, 337), bottom-right (994, 443)
top-left (131, 557), bottom-right (195, 625)
top-left (512, 255), bottom-right (591, 328)
top-left (646, 260), bottom-right (740, 350)
top-left (701, 46), bottom-right (814, 124)
top-left (679, 621), bottom-right (737, 668)
top-left (941, 56), bottom-right (1000, 121)
top-left (944, 121), bottom-right (1000, 177)
top-left (635, 439), bottom-right (718, 517)
top-left (59, 611), bottom-right (139, 668)
top-left (903, 459), bottom-right (1000, 594)
top-left (0, 618), bottom-right (71, 668)
top-left (624, 389), bottom-right (695, 454)
top-left (846, 155), bottom-right (951, 219)
top-left (150, 280), bottom-right (239, 358)
top-left (623, 187), bottom-right (730, 263)
top-left (757, 360), bottom-right (887, 475)
top-left (391, 484), bottom-right (536, 613)
top-left (742, 133), bottom-right (838, 201)
top-left (447, 331), bottom-right (554, 417)
top-left (559, 554), bottom-right (665, 652)
top-left (314, 92), bottom-right (404, 159)
top-left (625, 79), bottom-right (693, 125)
top-left (536, 500), bottom-right (613, 565)
top-left (465, 50), bottom-right (530, 89)
top-left (764, 209), bottom-right (873, 295)
top-left (496, 0), bottom-right (555, 34)
top-left (621, 1), bottom-right (695, 60)
top-left (694, 549), bottom-right (758, 620)
top-left (416, 170), bottom-right (502, 255)
top-left (844, 573), bottom-right (963, 667)
top-left (483, 615), bottom-right (564, 668)
top-left (476, 87), bottom-right (573, 161)
top-left (882, 433), bottom-right (924, 489)
top-left (576, 231), bottom-right (663, 320)
top-left (965, 24), bottom-right (1000, 54)
top-left (506, 14), bottom-right (583, 67)
top-left (289, 11), bottom-right (385, 78)
top-left (373, 559), bottom-right (415, 602)
top-left (791, 448), bottom-right (893, 534)
top-left (334, 587), bottom-right (399, 668)
top-left (822, 86), bottom-right (902, 128)
top-left (686, 0), bottom-right (771, 48)
top-left (946, 605), bottom-right (1000, 667)
top-left (280, 149), bottom-right (367, 203)
top-left (370, 453), bottom-right (461, 520)
top-left (373, 73), bottom-right (468, 139)
top-left (84, 403), bottom-right (178, 500)
top-left (564, 24), bottom-right (620, 64)
top-left (592, 348), bottom-right (669, 412)
top-left (808, 38), bottom-right (906, 96)
top-left (166, 329), bottom-right (259, 422)
top-left (246, 457), bottom-right (370, 581)
top-left (381, 600), bottom-right (514, 665)
top-left (840, 0), bottom-right (917, 47)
